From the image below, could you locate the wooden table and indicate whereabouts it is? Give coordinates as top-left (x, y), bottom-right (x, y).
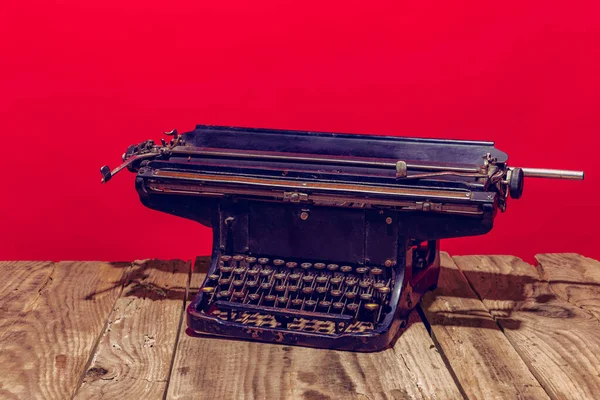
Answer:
top-left (1, 253), bottom-right (599, 399)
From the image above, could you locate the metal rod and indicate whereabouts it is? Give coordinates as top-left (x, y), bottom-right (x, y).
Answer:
top-left (517, 167), bottom-right (584, 180)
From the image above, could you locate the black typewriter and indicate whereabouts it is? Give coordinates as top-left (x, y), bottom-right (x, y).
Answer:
top-left (101, 124), bottom-right (583, 351)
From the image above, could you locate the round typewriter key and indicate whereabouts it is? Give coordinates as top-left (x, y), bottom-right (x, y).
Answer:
top-left (217, 290), bottom-right (232, 299)
top-left (260, 282), bottom-right (272, 290)
top-left (300, 262), bottom-right (312, 270)
top-left (220, 255), bottom-right (232, 262)
top-left (218, 278), bottom-right (231, 286)
top-left (332, 302), bottom-right (345, 310)
top-left (359, 280), bottom-right (372, 289)
top-left (314, 263), bottom-right (326, 270)
top-left (288, 285), bottom-right (299, 293)
top-left (316, 286), bottom-right (328, 295)
top-left (207, 274), bottom-right (220, 282)
top-left (330, 289), bottom-right (343, 298)
top-left (377, 286), bottom-right (391, 295)
top-left (277, 296), bottom-right (288, 305)
top-left (370, 267), bottom-right (383, 276)
top-left (302, 275), bottom-right (314, 283)
top-left (340, 265), bottom-right (353, 273)
top-left (291, 298), bottom-right (303, 308)
top-left (273, 259), bottom-right (285, 267)
top-left (316, 276), bottom-right (328, 284)
top-left (258, 257), bottom-right (269, 265)
top-left (246, 280), bottom-right (258, 288)
top-left (285, 261), bottom-right (298, 269)
top-left (346, 303), bottom-right (359, 314)
top-left (233, 291), bottom-right (245, 300)
top-left (245, 256), bottom-right (257, 264)
top-left (264, 294), bottom-right (276, 303)
top-left (275, 285), bottom-right (286, 292)
top-left (234, 267), bottom-right (246, 275)
top-left (233, 255), bottom-right (245, 262)
top-left (364, 303), bottom-right (379, 311)
top-left (345, 291), bottom-right (357, 300)
top-left (319, 300), bottom-right (332, 309)
top-left (219, 266), bottom-right (233, 274)
top-left (248, 293), bottom-right (260, 303)
top-left (356, 267), bottom-right (369, 275)
top-left (373, 282), bottom-right (385, 290)
top-left (246, 269), bottom-right (260, 276)
top-left (304, 300), bottom-right (317, 310)
top-left (327, 264), bottom-right (339, 271)
top-left (260, 269), bottom-right (273, 277)
top-left (201, 286), bottom-right (215, 294)
top-left (274, 273), bottom-right (286, 280)
top-left (345, 278), bottom-right (358, 287)
top-left (302, 287), bottom-right (314, 296)
top-left (233, 280), bottom-right (244, 287)
top-left (330, 277), bottom-right (342, 285)
top-left (288, 273), bottom-right (301, 281)
top-left (360, 293), bottom-right (373, 301)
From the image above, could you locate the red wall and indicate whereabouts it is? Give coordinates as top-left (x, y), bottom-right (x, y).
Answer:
top-left (1, 1), bottom-right (598, 263)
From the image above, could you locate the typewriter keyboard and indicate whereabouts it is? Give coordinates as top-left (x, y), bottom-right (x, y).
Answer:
top-left (198, 254), bottom-right (396, 335)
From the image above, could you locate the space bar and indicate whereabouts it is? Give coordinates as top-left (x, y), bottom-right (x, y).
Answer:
top-left (213, 300), bottom-right (354, 323)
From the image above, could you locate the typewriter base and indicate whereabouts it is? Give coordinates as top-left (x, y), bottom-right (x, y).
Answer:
top-left (187, 258), bottom-right (440, 352)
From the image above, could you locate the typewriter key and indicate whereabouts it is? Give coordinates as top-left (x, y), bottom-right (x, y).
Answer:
top-left (233, 255), bottom-right (245, 262)
top-left (245, 256), bottom-right (257, 264)
top-left (340, 265), bottom-right (353, 273)
top-left (304, 300), bottom-right (317, 310)
top-left (373, 282), bottom-right (385, 290)
top-left (370, 267), bottom-right (383, 276)
top-left (327, 264), bottom-right (339, 271)
top-left (247, 293), bottom-right (260, 303)
top-left (246, 269), bottom-right (260, 276)
top-left (273, 259), bottom-right (285, 267)
top-left (302, 275), bottom-right (314, 284)
top-left (275, 285), bottom-right (286, 293)
top-left (316, 276), bottom-right (328, 284)
top-left (260, 282), bottom-right (272, 291)
top-left (201, 286), bottom-right (215, 294)
top-left (264, 295), bottom-right (276, 305)
top-left (364, 303), bottom-right (379, 311)
top-left (218, 278), bottom-right (232, 286)
top-left (330, 277), bottom-right (342, 286)
top-left (219, 266), bottom-right (233, 274)
top-left (316, 286), bottom-right (328, 295)
top-left (207, 274), bottom-right (220, 283)
top-left (276, 296), bottom-right (288, 306)
top-left (233, 280), bottom-right (244, 287)
top-left (260, 269), bottom-right (273, 277)
top-left (377, 286), bottom-right (390, 294)
top-left (330, 289), bottom-right (343, 298)
top-left (345, 291), bottom-right (357, 300)
top-left (274, 273), bottom-right (286, 280)
top-left (288, 285), bottom-right (299, 293)
top-left (356, 267), bottom-right (369, 275)
top-left (218, 290), bottom-right (232, 299)
top-left (232, 291), bottom-right (245, 301)
top-left (302, 287), bottom-right (314, 296)
top-left (346, 303), bottom-right (359, 314)
top-left (332, 302), bottom-right (345, 311)
top-left (234, 267), bottom-right (246, 276)
top-left (360, 293), bottom-right (373, 301)
top-left (258, 258), bottom-right (269, 265)
top-left (220, 255), bottom-right (232, 263)
top-left (286, 262), bottom-right (298, 269)
top-left (288, 273), bottom-right (301, 281)
top-left (345, 278), bottom-right (358, 287)
top-left (318, 300), bottom-right (332, 310)
top-left (246, 280), bottom-right (258, 289)
top-left (300, 262), bottom-right (312, 270)
top-left (291, 298), bottom-right (304, 308)
top-left (359, 280), bottom-right (371, 289)
top-left (314, 263), bottom-right (326, 270)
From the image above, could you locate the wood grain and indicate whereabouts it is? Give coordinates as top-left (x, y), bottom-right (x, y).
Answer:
top-left (422, 253), bottom-right (549, 400)
top-left (454, 255), bottom-right (600, 400)
top-left (75, 259), bottom-right (190, 400)
top-left (536, 253), bottom-right (600, 322)
top-left (0, 261), bottom-right (128, 400)
top-left (167, 258), bottom-right (462, 400)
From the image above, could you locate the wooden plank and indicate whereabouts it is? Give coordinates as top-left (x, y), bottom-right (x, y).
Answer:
top-left (454, 254), bottom-right (600, 400)
top-left (75, 259), bottom-right (191, 400)
top-left (536, 253), bottom-right (600, 322)
top-left (0, 261), bottom-right (128, 400)
top-left (166, 258), bottom-right (462, 400)
top-left (0, 261), bottom-right (54, 318)
top-left (421, 253), bottom-right (549, 399)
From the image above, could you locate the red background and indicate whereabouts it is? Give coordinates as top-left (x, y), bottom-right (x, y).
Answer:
top-left (1, 1), bottom-right (598, 263)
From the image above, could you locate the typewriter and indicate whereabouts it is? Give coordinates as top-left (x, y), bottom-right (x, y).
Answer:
top-left (101, 124), bottom-right (583, 351)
